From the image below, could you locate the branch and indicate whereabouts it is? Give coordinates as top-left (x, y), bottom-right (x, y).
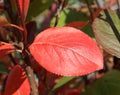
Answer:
top-left (23, 50), bottom-right (39, 95)
top-left (85, 0), bottom-right (93, 22)
top-left (26, 66), bottom-right (39, 95)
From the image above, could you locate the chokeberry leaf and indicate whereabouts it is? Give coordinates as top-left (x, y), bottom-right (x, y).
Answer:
top-left (30, 27), bottom-right (103, 76)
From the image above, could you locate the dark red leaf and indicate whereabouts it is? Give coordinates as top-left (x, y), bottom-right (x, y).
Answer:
top-left (66, 21), bottom-right (88, 29)
top-left (26, 21), bottom-right (36, 44)
top-left (18, 0), bottom-right (30, 20)
top-left (4, 65), bottom-right (30, 95)
top-left (0, 43), bottom-right (15, 59)
top-left (30, 27), bottom-right (103, 76)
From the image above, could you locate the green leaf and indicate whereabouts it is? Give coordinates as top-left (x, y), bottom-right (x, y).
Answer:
top-left (80, 0), bottom-right (94, 5)
top-left (82, 70), bottom-right (120, 95)
top-left (92, 9), bottom-right (120, 58)
top-left (51, 9), bottom-right (88, 27)
top-left (0, 62), bottom-right (9, 74)
top-left (81, 23), bottom-right (94, 37)
top-left (26, 0), bottom-right (54, 21)
top-left (52, 76), bottom-right (75, 90)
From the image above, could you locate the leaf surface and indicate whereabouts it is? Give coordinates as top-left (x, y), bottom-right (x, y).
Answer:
top-left (52, 76), bottom-right (75, 90)
top-left (30, 27), bottom-right (103, 76)
top-left (27, 0), bottom-right (54, 21)
top-left (0, 42), bottom-right (15, 59)
top-left (18, 0), bottom-right (30, 20)
top-left (82, 70), bottom-right (120, 95)
top-left (92, 9), bottom-right (120, 58)
top-left (66, 21), bottom-right (88, 29)
top-left (4, 65), bottom-right (30, 95)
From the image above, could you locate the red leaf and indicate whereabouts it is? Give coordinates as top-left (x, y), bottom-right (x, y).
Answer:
top-left (18, 0), bottom-right (30, 20)
top-left (4, 65), bottom-right (30, 95)
top-left (66, 21), bottom-right (88, 29)
top-left (30, 27), bottom-right (103, 76)
top-left (0, 43), bottom-right (15, 59)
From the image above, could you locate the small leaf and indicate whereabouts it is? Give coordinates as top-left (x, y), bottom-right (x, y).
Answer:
top-left (66, 21), bottom-right (88, 29)
top-left (52, 76), bottom-right (75, 90)
top-left (92, 9), bottom-right (120, 58)
top-left (30, 27), bottom-right (103, 76)
top-left (18, 0), bottom-right (30, 20)
top-left (26, 21), bottom-right (36, 44)
top-left (81, 70), bottom-right (120, 95)
top-left (4, 65), bottom-right (30, 95)
top-left (0, 42), bottom-right (15, 59)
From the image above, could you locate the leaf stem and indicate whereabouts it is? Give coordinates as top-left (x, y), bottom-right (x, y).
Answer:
top-left (10, 24), bottom-right (24, 31)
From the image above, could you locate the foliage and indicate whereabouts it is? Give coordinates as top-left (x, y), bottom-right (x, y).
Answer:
top-left (0, 0), bottom-right (119, 95)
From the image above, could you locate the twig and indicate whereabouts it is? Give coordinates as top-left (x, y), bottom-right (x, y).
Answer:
top-left (95, 0), bottom-right (101, 7)
top-left (23, 51), bottom-right (39, 95)
top-left (54, 0), bottom-right (64, 27)
top-left (10, 24), bottom-right (24, 31)
top-left (26, 66), bottom-right (39, 95)
top-left (40, 2), bottom-right (58, 30)
top-left (85, 0), bottom-right (93, 22)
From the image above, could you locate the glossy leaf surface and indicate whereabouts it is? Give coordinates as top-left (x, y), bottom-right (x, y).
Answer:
top-left (4, 65), bottom-right (30, 95)
top-left (92, 9), bottom-right (120, 58)
top-left (30, 27), bottom-right (103, 76)
top-left (0, 42), bottom-right (15, 59)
